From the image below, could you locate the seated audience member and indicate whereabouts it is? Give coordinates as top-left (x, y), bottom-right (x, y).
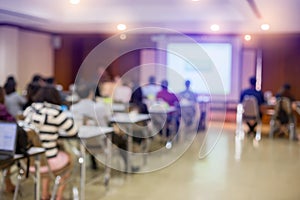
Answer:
top-left (142, 76), bottom-right (161, 100)
top-left (129, 85), bottom-right (149, 144)
top-left (130, 85), bottom-right (149, 114)
top-left (240, 77), bottom-right (265, 106)
top-left (0, 86), bottom-right (16, 193)
top-left (70, 84), bottom-right (111, 169)
top-left (45, 76), bottom-right (68, 104)
top-left (276, 83), bottom-right (295, 102)
top-left (4, 76), bottom-right (27, 117)
top-left (274, 84), bottom-right (297, 137)
top-left (97, 71), bottom-right (119, 98)
top-left (23, 86), bottom-right (78, 200)
top-left (71, 84), bottom-right (111, 126)
top-left (178, 80), bottom-right (197, 103)
top-left (112, 83), bottom-right (146, 172)
top-left (156, 80), bottom-right (179, 107)
top-left (240, 76), bottom-right (265, 134)
top-left (23, 74), bottom-right (45, 109)
top-left (178, 80), bottom-right (197, 126)
top-left (112, 77), bottom-right (132, 103)
top-left (156, 80), bottom-right (180, 137)
top-left (95, 67), bottom-right (111, 98)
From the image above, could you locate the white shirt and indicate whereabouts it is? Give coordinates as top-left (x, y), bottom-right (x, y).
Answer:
top-left (142, 84), bottom-right (161, 99)
top-left (112, 85), bottom-right (132, 103)
top-left (5, 92), bottom-right (27, 117)
top-left (70, 98), bottom-right (111, 126)
top-left (23, 102), bottom-right (78, 158)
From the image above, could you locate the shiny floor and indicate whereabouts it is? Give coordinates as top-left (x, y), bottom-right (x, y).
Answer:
top-left (2, 122), bottom-right (300, 200)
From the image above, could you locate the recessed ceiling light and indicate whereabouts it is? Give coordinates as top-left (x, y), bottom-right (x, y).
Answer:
top-left (210, 24), bottom-right (220, 32)
top-left (69, 0), bottom-right (80, 5)
top-left (260, 23), bottom-right (270, 31)
top-left (117, 24), bottom-right (127, 31)
top-left (244, 34), bottom-right (251, 41)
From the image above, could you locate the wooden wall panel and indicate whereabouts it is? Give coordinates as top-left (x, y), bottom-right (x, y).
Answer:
top-left (54, 33), bottom-right (300, 102)
top-left (261, 35), bottom-right (300, 100)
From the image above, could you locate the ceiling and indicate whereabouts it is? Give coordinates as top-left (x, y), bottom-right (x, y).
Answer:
top-left (0, 0), bottom-right (299, 34)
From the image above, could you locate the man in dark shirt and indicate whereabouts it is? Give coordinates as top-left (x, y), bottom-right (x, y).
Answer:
top-left (240, 77), bottom-right (265, 106)
top-left (240, 76), bottom-right (265, 134)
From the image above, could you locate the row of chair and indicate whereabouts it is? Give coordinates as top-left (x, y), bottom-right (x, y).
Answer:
top-left (237, 96), bottom-right (297, 140)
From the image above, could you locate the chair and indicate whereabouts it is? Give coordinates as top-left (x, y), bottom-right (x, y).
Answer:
top-left (15, 129), bottom-right (75, 200)
top-left (269, 97), bottom-right (296, 140)
top-left (179, 99), bottom-right (197, 130)
top-left (240, 95), bottom-right (262, 140)
top-left (0, 160), bottom-right (15, 196)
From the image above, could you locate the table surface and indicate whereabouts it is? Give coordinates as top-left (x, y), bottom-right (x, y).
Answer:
top-left (111, 103), bottom-right (128, 112)
top-left (78, 126), bottom-right (114, 139)
top-left (110, 113), bottom-right (150, 124)
top-left (148, 106), bottom-right (177, 114)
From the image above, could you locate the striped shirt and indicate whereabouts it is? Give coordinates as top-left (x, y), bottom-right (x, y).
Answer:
top-left (23, 102), bottom-right (78, 158)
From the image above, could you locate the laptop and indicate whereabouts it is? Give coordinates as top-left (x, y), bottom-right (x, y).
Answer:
top-left (0, 122), bottom-right (17, 162)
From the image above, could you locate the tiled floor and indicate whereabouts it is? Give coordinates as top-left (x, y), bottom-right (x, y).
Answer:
top-left (2, 122), bottom-right (300, 200)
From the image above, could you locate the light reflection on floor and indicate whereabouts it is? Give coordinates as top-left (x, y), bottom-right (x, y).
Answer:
top-left (3, 122), bottom-right (300, 200)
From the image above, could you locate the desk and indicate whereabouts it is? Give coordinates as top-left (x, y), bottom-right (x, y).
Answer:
top-left (64, 126), bottom-right (113, 200)
top-left (110, 113), bottom-right (150, 173)
top-left (261, 104), bottom-right (275, 125)
top-left (13, 147), bottom-right (45, 200)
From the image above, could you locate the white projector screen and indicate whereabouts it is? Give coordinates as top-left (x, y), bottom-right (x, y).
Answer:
top-left (166, 42), bottom-right (232, 95)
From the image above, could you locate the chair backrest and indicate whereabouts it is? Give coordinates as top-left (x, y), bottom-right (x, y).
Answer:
top-left (273, 97), bottom-right (293, 124)
top-left (242, 95), bottom-right (260, 119)
top-left (26, 129), bottom-right (48, 167)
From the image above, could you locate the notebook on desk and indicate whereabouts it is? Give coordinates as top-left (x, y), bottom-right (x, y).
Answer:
top-left (0, 122), bottom-right (17, 162)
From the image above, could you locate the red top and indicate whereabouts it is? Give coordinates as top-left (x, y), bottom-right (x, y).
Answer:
top-left (0, 104), bottom-right (15, 122)
top-left (156, 89), bottom-right (179, 106)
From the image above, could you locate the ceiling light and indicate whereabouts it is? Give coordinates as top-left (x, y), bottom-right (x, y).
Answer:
top-left (244, 34), bottom-right (251, 41)
top-left (210, 24), bottom-right (220, 32)
top-left (117, 24), bottom-right (127, 31)
top-left (191, 0), bottom-right (200, 1)
top-left (260, 23), bottom-right (270, 31)
top-left (69, 0), bottom-right (80, 5)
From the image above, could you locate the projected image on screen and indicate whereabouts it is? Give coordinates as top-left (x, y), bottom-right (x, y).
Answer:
top-left (167, 43), bottom-right (232, 95)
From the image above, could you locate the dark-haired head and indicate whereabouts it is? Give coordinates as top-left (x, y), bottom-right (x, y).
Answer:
top-left (32, 74), bottom-right (42, 83)
top-left (185, 80), bottom-right (191, 88)
top-left (45, 77), bottom-right (55, 84)
top-left (249, 77), bottom-right (256, 87)
top-left (149, 76), bottom-right (156, 84)
top-left (33, 86), bottom-right (62, 105)
top-left (6, 76), bottom-right (15, 83)
top-left (4, 80), bottom-right (16, 95)
top-left (161, 80), bottom-right (168, 89)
